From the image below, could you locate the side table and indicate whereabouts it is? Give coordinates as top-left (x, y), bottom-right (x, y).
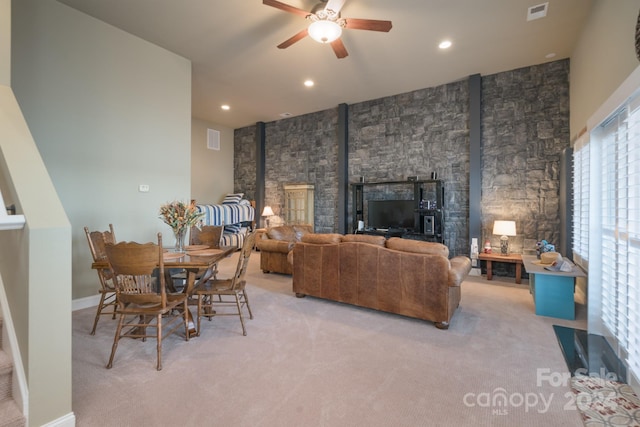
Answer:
top-left (478, 252), bottom-right (523, 284)
top-left (522, 255), bottom-right (586, 320)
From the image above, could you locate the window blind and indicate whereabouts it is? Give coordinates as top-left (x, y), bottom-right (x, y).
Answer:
top-left (627, 94), bottom-right (640, 379)
top-left (593, 91), bottom-right (640, 382)
top-left (572, 134), bottom-right (589, 266)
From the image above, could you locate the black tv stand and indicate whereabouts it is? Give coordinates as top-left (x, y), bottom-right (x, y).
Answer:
top-left (364, 227), bottom-right (407, 237)
top-left (352, 179), bottom-right (444, 244)
top-left (358, 228), bottom-right (440, 242)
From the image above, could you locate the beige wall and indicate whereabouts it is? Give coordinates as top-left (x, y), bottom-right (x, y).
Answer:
top-left (12, 0), bottom-right (192, 302)
top-left (0, 0), bottom-right (8, 86)
top-left (6, 0), bottom-right (192, 422)
top-left (570, 0), bottom-right (640, 138)
top-left (2, 1), bottom-right (73, 424)
top-left (0, 85), bottom-right (73, 427)
top-left (191, 118), bottom-right (234, 205)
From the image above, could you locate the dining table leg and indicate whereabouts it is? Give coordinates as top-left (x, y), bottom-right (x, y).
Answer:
top-left (183, 269), bottom-right (200, 337)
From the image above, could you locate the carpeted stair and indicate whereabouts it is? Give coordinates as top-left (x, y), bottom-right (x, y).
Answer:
top-left (0, 317), bottom-right (25, 427)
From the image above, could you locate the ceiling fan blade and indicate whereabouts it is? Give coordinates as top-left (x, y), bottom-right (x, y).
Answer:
top-left (330, 38), bottom-right (348, 59)
top-left (324, 0), bottom-right (347, 14)
top-left (263, 0), bottom-right (310, 18)
top-left (277, 28), bottom-right (309, 49)
top-left (344, 18), bottom-right (392, 32)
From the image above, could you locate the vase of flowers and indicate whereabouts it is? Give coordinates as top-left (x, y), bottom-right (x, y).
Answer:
top-left (173, 227), bottom-right (187, 253)
top-left (159, 200), bottom-right (205, 252)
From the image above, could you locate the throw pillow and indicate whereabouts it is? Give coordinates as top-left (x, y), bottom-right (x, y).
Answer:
top-left (222, 193), bottom-right (244, 204)
top-left (224, 224), bottom-right (242, 234)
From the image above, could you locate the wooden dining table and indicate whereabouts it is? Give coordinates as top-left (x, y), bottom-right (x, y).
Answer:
top-left (92, 245), bottom-right (236, 336)
top-left (161, 246), bottom-right (236, 294)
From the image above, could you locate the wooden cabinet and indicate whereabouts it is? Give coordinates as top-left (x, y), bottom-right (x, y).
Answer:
top-left (284, 184), bottom-right (314, 228)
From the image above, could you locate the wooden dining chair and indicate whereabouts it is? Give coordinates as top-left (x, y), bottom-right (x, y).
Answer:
top-left (84, 224), bottom-right (118, 335)
top-left (189, 225), bottom-right (223, 248)
top-left (105, 233), bottom-right (189, 370)
top-left (195, 230), bottom-right (257, 336)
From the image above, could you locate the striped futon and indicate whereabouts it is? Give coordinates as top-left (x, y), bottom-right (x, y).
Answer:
top-left (195, 203), bottom-right (255, 249)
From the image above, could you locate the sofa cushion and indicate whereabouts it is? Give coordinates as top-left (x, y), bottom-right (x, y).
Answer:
top-left (385, 237), bottom-right (450, 258)
top-left (267, 226), bottom-right (297, 242)
top-left (301, 233), bottom-right (342, 245)
top-left (341, 234), bottom-right (386, 246)
top-left (293, 225), bottom-right (313, 241)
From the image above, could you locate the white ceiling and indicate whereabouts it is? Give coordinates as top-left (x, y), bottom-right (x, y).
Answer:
top-left (55, 0), bottom-right (593, 129)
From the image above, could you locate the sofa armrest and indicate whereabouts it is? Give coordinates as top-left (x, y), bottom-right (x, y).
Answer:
top-left (256, 239), bottom-right (293, 253)
top-left (448, 256), bottom-right (472, 287)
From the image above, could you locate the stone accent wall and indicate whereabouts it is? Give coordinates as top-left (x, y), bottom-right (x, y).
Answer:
top-left (234, 126), bottom-right (257, 200)
top-left (234, 113), bottom-right (341, 232)
top-left (233, 59), bottom-right (570, 266)
top-left (264, 109), bottom-right (339, 233)
top-left (481, 59), bottom-right (570, 258)
top-left (349, 81), bottom-right (470, 256)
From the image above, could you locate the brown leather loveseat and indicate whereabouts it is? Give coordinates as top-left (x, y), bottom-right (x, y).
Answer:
top-left (292, 234), bottom-right (472, 329)
top-left (257, 224), bottom-right (313, 274)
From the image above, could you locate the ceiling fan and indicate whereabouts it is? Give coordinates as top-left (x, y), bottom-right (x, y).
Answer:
top-left (263, 0), bottom-right (392, 59)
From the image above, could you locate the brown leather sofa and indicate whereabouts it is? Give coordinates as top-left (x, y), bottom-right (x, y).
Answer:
top-left (256, 224), bottom-right (313, 274)
top-left (292, 234), bottom-right (472, 329)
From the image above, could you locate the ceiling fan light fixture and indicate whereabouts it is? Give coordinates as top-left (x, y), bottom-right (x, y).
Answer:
top-left (308, 20), bottom-right (342, 44)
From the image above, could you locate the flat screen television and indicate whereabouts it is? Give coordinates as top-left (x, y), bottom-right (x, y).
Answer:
top-left (367, 200), bottom-right (415, 230)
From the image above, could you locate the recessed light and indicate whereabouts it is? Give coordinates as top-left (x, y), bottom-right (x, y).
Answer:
top-left (439, 40), bottom-right (452, 49)
top-left (545, 52), bottom-right (556, 59)
top-left (221, 104), bottom-right (230, 110)
top-left (304, 79), bottom-right (315, 87)
top-left (279, 112), bottom-right (292, 118)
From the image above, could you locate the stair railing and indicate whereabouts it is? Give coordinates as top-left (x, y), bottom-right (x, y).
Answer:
top-left (0, 189), bottom-right (25, 230)
top-left (0, 273), bottom-right (28, 422)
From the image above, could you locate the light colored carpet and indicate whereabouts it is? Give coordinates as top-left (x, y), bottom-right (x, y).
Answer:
top-left (72, 252), bottom-right (587, 426)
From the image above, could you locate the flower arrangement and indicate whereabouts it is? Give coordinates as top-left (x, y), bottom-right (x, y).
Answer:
top-left (159, 200), bottom-right (205, 233)
top-left (159, 200), bottom-right (205, 252)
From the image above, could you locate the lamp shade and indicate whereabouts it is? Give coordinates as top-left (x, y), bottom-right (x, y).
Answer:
top-left (308, 20), bottom-right (342, 43)
top-left (493, 220), bottom-right (516, 236)
top-left (261, 206), bottom-right (274, 217)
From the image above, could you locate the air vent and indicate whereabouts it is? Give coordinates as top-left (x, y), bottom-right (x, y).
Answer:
top-left (207, 128), bottom-right (220, 150)
top-left (527, 2), bottom-right (548, 21)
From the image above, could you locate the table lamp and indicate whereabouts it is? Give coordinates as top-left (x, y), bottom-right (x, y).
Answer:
top-left (261, 205), bottom-right (274, 228)
top-left (493, 220), bottom-right (516, 255)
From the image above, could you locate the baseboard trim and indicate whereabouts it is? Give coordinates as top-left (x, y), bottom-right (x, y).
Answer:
top-left (41, 412), bottom-right (75, 427)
